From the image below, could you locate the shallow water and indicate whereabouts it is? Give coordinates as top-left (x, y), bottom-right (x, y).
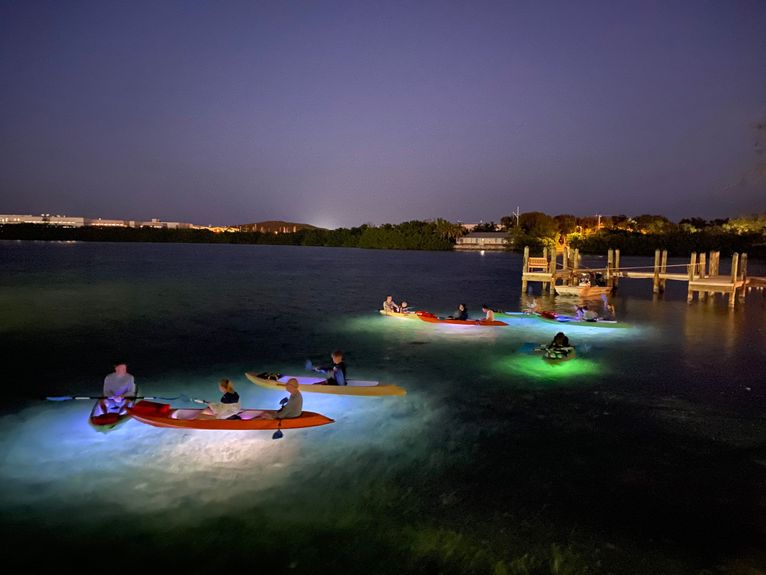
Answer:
top-left (1, 241), bottom-right (764, 574)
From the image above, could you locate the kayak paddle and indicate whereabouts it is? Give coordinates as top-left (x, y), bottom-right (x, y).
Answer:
top-left (46, 394), bottom-right (181, 402)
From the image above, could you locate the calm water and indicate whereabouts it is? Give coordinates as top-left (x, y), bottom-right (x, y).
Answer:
top-left (1, 241), bottom-right (764, 574)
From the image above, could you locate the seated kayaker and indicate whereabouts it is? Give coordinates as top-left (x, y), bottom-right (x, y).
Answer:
top-left (199, 378), bottom-right (241, 419)
top-left (94, 361), bottom-right (136, 417)
top-left (399, 300), bottom-right (411, 314)
top-left (254, 378), bottom-right (303, 420)
top-left (545, 332), bottom-right (574, 358)
top-left (574, 304), bottom-right (599, 321)
top-left (481, 304), bottom-right (495, 322)
top-left (315, 350), bottom-right (347, 385)
top-left (447, 303), bottom-right (468, 320)
top-left (549, 332), bottom-right (570, 349)
top-left (382, 295), bottom-right (400, 314)
top-left (524, 297), bottom-right (538, 314)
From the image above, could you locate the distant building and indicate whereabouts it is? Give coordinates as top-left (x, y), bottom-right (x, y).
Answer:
top-left (455, 232), bottom-right (509, 251)
top-left (86, 218), bottom-right (127, 227)
top-left (48, 216), bottom-right (86, 227)
top-left (136, 218), bottom-right (193, 229)
top-left (0, 214), bottom-right (46, 224)
top-left (0, 213), bottom-right (194, 229)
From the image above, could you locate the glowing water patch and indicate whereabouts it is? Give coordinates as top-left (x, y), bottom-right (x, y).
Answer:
top-left (495, 355), bottom-right (604, 384)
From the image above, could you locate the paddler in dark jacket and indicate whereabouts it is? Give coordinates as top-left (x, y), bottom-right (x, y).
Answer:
top-left (316, 350), bottom-right (347, 385)
top-left (447, 303), bottom-right (468, 320)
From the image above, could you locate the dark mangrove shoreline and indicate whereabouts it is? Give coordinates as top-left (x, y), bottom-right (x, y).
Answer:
top-left (1, 223), bottom-right (764, 258)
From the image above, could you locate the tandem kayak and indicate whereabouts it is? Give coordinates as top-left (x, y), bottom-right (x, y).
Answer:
top-left (379, 309), bottom-right (418, 319)
top-left (126, 400), bottom-right (334, 431)
top-left (246, 372), bottom-right (406, 396)
top-left (416, 311), bottom-right (507, 327)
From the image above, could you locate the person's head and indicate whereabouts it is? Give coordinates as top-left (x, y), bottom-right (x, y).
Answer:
top-left (401, 301), bottom-right (408, 308)
top-left (286, 378), bottom-right (299, 393)
top-left (113, 363), bottom-right (127, 375)
top-left (219, 378), bottom-right (235, 394)
top-left (554, 332), bottom-right (566, 343)
top-left (482, 304), bottom-right (489, 311)
top-left (386, 295), bottom-right (393, 302)
top-left (331, 350), bottom-right (344, 363)
top-left (458, 303), bottom-right (466, 311)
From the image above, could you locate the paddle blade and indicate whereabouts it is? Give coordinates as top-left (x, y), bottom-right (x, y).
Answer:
top-left (272, 429), bottom-right (284, 440)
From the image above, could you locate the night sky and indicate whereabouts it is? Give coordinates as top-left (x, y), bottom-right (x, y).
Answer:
top-left (1, 0), bottom-right (765, 228)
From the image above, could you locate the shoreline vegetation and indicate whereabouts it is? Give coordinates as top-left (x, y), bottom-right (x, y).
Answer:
top-left (1, 212), bottom-right (765, 257)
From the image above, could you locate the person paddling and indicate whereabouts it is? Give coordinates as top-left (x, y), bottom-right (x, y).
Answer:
top-left (314, 350), bottom-right (347, 385)
top-left (94, 362), bottom-right (136, 417)
top-left (255, 378), bottom-right (303, 420)
top-left (447, 303), bottom-right (468, 321)
top-left (199, 378), bottom-right (241, 419)
top-left (382, 295), bottom-right (400, 314)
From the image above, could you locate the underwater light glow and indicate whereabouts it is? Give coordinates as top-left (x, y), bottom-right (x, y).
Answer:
top-left (495, 355), bottom-right (604, 382)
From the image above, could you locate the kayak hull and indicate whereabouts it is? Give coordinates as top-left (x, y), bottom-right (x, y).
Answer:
top-left (496, 311), bottom-right (628, 329)
top-left (89, 398), bottom-right (135, 432)
top-left (416, 311), bottom-right (507, 327)
top-left (246, 372), bottom-right (406, 396)
top-left (379, 309), bottom-right (417, 319)
top-left (127, 401), bottom-right (333, 430)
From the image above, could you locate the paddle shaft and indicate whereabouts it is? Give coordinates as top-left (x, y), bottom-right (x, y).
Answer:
top-left (45, 394), bottom-right (179, 402)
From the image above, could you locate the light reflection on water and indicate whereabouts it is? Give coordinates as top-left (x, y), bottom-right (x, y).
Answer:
top-left (1, 242), bottom-right (765, 572)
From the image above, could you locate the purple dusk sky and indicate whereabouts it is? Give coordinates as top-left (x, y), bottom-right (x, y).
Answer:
top-left (1, 0), bottom-right (765, 228)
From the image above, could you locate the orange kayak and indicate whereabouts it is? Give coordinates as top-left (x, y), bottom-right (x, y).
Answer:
top-left (416, 311), bottom-right (507, 327)
top-left (127, 400), bottom-right (334, 431)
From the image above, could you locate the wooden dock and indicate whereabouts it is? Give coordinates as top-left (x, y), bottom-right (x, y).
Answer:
top-left (521, 246), bottom-right (762, 308)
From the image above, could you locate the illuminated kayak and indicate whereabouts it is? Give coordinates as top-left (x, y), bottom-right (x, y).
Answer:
top-left (379, 309), bottom-right (418, 319)
top-left (89, 397), bottom-right (136, 432)
top-left (535, 344), bottom-right (577, 362)
top-left (496, 311), bottom-right (628, 328)
top-left (126, 400), bottom-right (334, 430)
top-left (416, 311), bottom-right (507, 327)
top-left (246, 372), bottom-right (406, 396)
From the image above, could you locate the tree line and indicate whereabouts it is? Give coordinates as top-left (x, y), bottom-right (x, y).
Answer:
top-left (2, 212), bottom-right (764, 256)
top-left (494, 211), bottom-right (766, 256)
top-left (0, 220), bottom-right (459, 251)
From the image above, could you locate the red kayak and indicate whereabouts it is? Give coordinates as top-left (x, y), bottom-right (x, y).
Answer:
top-left (89, 397), bottom-right (136, 432)
top-left (415, 311), bottom-right (507, 327)
top-left (127, 400), bottom-right (334, 431)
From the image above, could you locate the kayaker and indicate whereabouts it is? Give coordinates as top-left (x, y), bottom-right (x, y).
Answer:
top-left (546, 332), bottom-right (573, 358)
top-left (448, 303), bottom-right (468, 320)
top-left (549, 332), bottom-right (570, 349)
top-left (200, 378), bottom-right (241, 419)
top-left (256, 378), bottom-right (303, 420)
top-left (525, 297), bottom-right (538, 314)
top-left (481, 304), bottom-right (495, 322)
top-left (399, 300), bottom-right (411, 314)
top-left (315, 350), bottom-right (347, 385)
top-left (95, 362), bottom-right (136, 417)
top-left (382, 295), bottom-right (400, 314)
